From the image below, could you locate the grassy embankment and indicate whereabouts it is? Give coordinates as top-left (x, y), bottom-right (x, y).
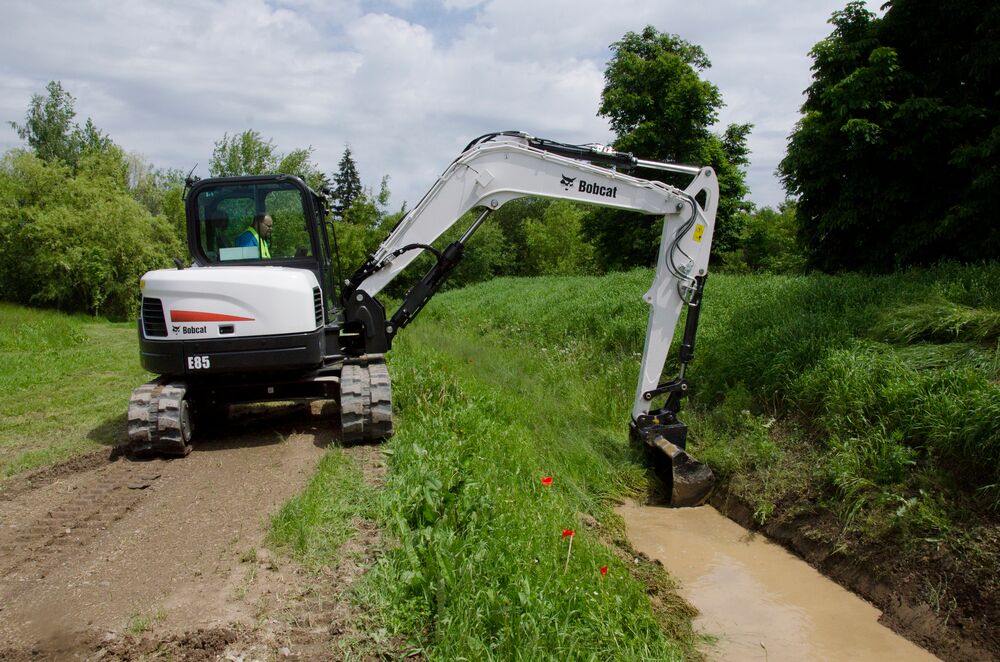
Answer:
top-left (401, 265), bottom-right (1000, 546)
top-left (287, 263), bottom-right (998, 658)
top-left (0, 302), bottom-right (148, 478)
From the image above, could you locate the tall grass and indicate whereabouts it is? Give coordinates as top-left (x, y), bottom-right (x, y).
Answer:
top-left (359, 327), bottom-right (697, 660)
top-left (354, 263), bottom-right (999, 656)
top-left (417, 263), bottom-right (1000, 519)
top-left (269, 449), bottom-right (373, 570)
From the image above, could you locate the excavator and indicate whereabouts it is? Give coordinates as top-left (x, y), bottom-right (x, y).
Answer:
top-left (130, 131), bottom-right (717, 506)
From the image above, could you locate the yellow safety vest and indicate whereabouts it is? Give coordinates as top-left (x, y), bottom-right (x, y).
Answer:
top-left (247, 227), bottom-right (271, 259)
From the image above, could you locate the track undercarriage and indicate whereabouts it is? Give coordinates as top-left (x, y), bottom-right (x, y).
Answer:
top-left (126, 356), bottom-right (394, 457)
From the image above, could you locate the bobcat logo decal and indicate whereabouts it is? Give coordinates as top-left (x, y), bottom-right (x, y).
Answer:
top-left (172, 325), bottom-right (181, 333)
top-left (560, 175), bottom-right (576, 190)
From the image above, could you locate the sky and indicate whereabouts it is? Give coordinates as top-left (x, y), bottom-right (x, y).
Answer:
top-left (0, 0), bottom-right (883, 211)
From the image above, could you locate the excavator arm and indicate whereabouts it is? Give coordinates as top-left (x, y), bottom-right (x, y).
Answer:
top-left (342, 131), bottom-right (719, 505)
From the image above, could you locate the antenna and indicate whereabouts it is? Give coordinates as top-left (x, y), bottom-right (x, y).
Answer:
top-left (182, 163), bottom-right (200, 199)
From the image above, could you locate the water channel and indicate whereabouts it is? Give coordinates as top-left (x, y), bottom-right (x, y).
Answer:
top-left (618, 502), bottom-right (940, 661)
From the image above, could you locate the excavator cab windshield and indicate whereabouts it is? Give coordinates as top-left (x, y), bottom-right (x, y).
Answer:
top-left (188, 177), bottom-right (320, 264)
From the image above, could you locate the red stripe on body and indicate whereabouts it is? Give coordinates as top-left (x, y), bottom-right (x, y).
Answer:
top-left (170, 310), bottom-right (255, 322)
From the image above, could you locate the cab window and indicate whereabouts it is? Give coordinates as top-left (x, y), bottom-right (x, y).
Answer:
top-left (195, 181), bottom-right (314, 263)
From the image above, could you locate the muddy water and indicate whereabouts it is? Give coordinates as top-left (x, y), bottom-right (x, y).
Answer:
top-left (618, 503), bottom-right (940, 661)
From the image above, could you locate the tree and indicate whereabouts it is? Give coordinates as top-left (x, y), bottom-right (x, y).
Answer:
top-left (724, 203), bottom-right (806, 273)
top-left (331, 146), bottom-right (363, 218)
top-left (523, 201), bottom-right (595, 276)
top-left (209, 130), bottom-right (323, 190)
top-left (331, 175), bottom-right (394, 281)
top-left (9, 81), bottom-right (113, 168)
top-left (779, 0), bottom-right (1000, 271)
top-left (588, 26), bottom-right (752, 269)
top-left (0, 150), bottom-right (181, 317)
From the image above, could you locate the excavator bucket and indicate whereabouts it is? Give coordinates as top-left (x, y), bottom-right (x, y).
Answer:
top-left (633, 423), bottom-right (715, 507)
top-left (648, 435), bottom-right (715, 507)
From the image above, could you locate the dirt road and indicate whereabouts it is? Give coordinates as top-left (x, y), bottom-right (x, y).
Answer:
top-left (0, 402), bottom-right (378, 660)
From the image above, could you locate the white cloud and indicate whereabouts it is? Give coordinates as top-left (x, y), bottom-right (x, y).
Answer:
top-left (441, 0), bottom-right (487, 10)
top-left (0, 0), bottom-right (883, 210)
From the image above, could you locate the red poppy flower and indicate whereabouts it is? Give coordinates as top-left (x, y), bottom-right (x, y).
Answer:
top-left (541, 476), bottom-right (553, 486)
top-left (600, 566), bottom-right (608, 576)
top-left (561, 529), bottom-right (574, 539)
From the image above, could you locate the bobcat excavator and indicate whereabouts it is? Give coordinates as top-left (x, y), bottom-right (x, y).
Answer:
top-left (130, 131), bottom-right (717, 506)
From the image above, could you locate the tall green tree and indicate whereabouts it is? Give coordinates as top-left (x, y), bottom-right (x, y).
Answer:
top-left (9, 81), bottom-right (113, 168)
top-left (331, 145), bottom-right (362, 218)
top-left (209, 129), bottom-right (323, 190)
top-left (588, 26), bottom-right (752, 269)
top-left (780, 0), bottom-right (1000, 271)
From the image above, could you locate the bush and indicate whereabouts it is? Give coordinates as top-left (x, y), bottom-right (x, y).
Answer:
top-left (0, 150), bottom-right (182, 319)
top-left (721, 203), bottom-right (806, 274)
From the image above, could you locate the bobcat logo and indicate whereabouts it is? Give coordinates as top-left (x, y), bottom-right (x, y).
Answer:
top-left (560, 175), bottom-right (576, 190)
top-left (172, 325), bottom-right (181, 333)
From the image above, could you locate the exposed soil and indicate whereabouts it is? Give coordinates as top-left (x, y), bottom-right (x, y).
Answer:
top-left (709, 486), bottom-right (1000, 662)
top-left (0, 402), bottom-right (388, 661)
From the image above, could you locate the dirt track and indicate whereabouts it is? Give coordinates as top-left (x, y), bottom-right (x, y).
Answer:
top-left (0, 402), bottom-right (381, 660)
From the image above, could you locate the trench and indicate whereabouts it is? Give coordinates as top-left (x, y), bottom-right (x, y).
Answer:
top-left (618, 502), bottom-right (940, 661)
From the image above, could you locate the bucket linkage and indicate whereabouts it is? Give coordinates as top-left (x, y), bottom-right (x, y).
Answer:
top-left (632, 276), bottom-right (715, 507)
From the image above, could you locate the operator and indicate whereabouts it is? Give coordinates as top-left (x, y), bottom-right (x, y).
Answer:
top-left (236, 213), bottom-right (273, 258)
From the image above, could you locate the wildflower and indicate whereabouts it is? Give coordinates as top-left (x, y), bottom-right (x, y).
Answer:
top-left (562, 529), bottom-right (575, 574)
top-left (541, 476), bottom-right (553, 487)
top-left (600, 566), bottom-right (608, 576)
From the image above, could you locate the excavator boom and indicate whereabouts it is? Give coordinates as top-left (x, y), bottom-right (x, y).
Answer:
top-left (343, 131), bottom-right (719, 505)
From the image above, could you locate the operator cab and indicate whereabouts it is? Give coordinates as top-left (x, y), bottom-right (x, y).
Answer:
top-left (186, 175), bottom-right (338, 319)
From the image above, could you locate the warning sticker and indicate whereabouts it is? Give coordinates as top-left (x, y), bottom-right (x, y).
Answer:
top-left (693, 224), bottom-right (705, 242)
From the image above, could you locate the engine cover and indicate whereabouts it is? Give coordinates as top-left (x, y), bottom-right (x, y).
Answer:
top-left (140, 266), bottom-right (322, 341)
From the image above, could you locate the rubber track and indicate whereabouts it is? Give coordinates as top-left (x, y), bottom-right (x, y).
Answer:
top-left (368, 362), bottom-right (394, 439)
top-left (340, 359), bottom-right (394, 443)
top-left (339, 364), bottom-right (370, 443)
top-left (127, 380), bottom-right (193, 457)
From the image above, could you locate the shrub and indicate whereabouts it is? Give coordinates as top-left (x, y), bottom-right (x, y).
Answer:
top-left (0, 150), bottom-right (181, 318)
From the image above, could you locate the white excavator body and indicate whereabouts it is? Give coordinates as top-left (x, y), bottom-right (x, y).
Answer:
top-left (131, 131), bottom-right (719, 505)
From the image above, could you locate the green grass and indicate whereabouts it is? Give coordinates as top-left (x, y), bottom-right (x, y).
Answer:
top-left (271, 262), bottom-right (999, 658)
top-left (126, 607), bottom-right (166, 635)
top-left (356, 327), bottom-right (698, 660)
top-left (0, 302), bottom-right (150, 479)
top-left (410, 263), bottom-right (1000, 541)
top-left (268, 448), bottom-right (374, 570)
